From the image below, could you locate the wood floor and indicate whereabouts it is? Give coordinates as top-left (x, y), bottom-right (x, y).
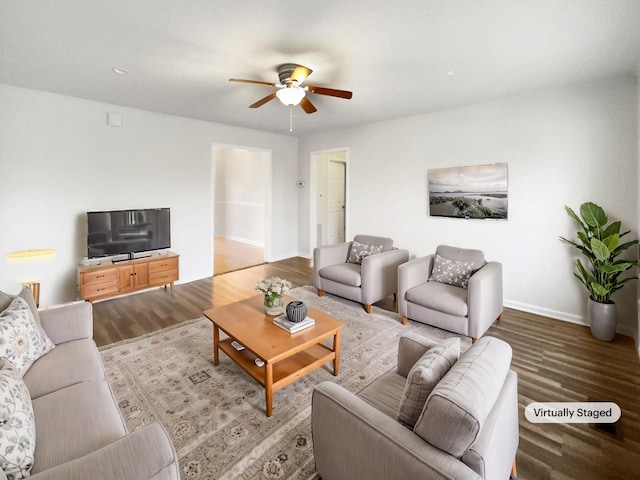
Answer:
top-left (91, 256), bottom-right (640, 480)
top-left (214, 237), bottom-right (265, 275)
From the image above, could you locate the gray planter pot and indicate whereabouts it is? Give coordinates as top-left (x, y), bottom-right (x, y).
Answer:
top-left (587, 298), bottom-right (617, 342)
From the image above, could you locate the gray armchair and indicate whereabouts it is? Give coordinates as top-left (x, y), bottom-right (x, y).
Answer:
top-left (398, 245), bottom-right (503, 342)
top-left (313, 235), bottom-right (409, 313)
top-left (312, 334), bottom-right (519, 480)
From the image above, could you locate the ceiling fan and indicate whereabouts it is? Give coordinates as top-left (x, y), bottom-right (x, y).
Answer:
top-left (229, 63), bottom-right (353, 114)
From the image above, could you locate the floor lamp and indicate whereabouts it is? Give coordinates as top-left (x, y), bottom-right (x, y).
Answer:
top-left (5, 249), bottom-right (56, 307)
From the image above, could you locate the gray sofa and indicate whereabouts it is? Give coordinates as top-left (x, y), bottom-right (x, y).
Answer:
top-left (312, 334), bottom-right (519, 480)
top-left (0, 290), bottom-right (180, 480)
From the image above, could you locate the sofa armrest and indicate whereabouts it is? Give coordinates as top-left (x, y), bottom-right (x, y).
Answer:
top-left (38, 302), bottom-right (93, 345)
top-left (398, 255), bottom-right (433, 317)
top-left (467, 262), bottom-right (503, 339)
top-left (360, 249), bottom-right (409, 304)
top-left (313, 242), bottom-right (352, 288)
top-left (397, 333), bottom-right (440, 377)
top-left (30, 423), bottom-right (179, 480)
top-left (312, 382), bottom-right (481, 480)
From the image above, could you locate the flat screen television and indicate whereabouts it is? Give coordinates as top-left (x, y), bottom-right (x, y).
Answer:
top-left (86, 208), bottom-right (171, 259)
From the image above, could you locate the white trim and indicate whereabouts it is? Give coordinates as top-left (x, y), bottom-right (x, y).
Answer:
top-left (222, 235), bottom-right (264, 248)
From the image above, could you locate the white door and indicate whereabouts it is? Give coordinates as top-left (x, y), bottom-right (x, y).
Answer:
top-left (326, 160), bottom-right (346, 245)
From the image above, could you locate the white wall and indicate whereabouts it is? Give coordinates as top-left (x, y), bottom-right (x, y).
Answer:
top-left (298, 75), bottom-right (639, 338)
top-left (0, 85), bottom-right (299, 306)
top-left (214, 148), bottom-right (267, 246)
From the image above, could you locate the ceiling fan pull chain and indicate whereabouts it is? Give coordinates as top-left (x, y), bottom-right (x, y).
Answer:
top-left (289, 107), bottom-right (293, 133)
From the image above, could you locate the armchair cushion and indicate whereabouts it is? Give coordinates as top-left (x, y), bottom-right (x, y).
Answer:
top-left (429, 254), bottom-right (474, 288)
top-left (396, 337), bottom-right (460, 428)
top-left (406, 282), bottom-right (468, 317)
top-left (347, 241), bottom-right (383, 264)
top-left (435, 245), bottom-right (485, 271)
top-left (319, 263), bottom-right (362, 287)
top-left (353, 235), bottom-right (394, 252)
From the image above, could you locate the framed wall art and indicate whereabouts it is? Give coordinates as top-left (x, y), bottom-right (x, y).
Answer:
top-left (428, 163), bottom-right (508, 219)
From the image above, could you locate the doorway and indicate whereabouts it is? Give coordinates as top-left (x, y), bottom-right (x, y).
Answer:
top-left (310, 148), bottom-right (348, 253)
top-left (212, 145), bottom-right (271, 275)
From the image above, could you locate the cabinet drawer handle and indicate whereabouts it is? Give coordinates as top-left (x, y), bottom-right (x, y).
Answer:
top-left (97, 288), bottom-right (105, 292)
top-left (96, 275), bottom-right (105, 278)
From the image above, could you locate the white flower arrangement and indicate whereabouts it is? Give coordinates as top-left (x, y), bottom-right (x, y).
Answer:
top-left (255, 276), bottom-right (292, 303)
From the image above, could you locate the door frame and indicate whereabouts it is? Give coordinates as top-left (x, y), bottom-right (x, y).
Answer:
top-left (309, 147), bottom-right (349, 254)
top-left (211, 143), bottom-right (272, 269)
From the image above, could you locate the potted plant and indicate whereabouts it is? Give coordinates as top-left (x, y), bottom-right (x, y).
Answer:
top-left (560, 202), bottom-right (639, 341)
top-left (256, 276), bottom-right (292, 315)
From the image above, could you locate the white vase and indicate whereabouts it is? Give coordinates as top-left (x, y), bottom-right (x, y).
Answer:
top-left (587, 298), bottom-right (617, 342)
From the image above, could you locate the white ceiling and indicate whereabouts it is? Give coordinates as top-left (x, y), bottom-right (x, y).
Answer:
top-left (2, 0), bottom-right (640, 136)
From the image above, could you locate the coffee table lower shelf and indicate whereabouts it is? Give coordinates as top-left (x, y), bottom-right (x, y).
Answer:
top-left (217, 337), bottom-right (337, 413)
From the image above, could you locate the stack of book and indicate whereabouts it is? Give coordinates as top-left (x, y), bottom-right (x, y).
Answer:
top-left (273, 315), bottom-right (315, 333)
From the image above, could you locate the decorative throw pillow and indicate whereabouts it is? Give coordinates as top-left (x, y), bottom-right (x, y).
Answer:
top-left (429, 254), bottom-right (474, 289)
top-left (0, 297), bottom-right (55, 377)
top-left (347, 241), bottom-right (383, 264)
top-left (396, 337), bottom-right (460, 429)
top-left (0, 359), bottom-right (36, 480)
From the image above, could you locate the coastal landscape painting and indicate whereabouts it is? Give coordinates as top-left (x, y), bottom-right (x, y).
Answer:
top-left (428, 163), bottom-right (508, 219)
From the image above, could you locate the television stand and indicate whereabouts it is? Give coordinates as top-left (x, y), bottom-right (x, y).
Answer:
top-left (77, 251), bottom-right (179, 302)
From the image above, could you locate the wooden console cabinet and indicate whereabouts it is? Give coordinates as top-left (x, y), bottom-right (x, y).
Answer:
top-left (78, 252), bottom-right (179, 302)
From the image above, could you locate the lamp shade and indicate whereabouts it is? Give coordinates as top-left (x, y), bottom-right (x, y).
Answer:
top-left (276, 86), bottom-right (306, 106)
top-left (5, 249), bottom-right (56, 263)
top-left (5, 249), bottom-right (56, 283)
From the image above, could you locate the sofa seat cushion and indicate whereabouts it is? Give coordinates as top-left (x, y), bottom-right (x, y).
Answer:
top-left (23, 339), bottom-right (105, 399)
top-left (396, 338), bottom-right (460, 428)
top-left (413, 337), bottom-right (512, 458)
top-left (319, 263), bottom-right (362, 287)
top-left (356, 369), bottom-right (406, 419)
top-left (406, 282), bottom-right (468, 317)
top-left (31, 380), bottom-right (127, 474)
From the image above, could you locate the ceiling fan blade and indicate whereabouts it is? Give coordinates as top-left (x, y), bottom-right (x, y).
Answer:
top-left (290, 65), bottom-right (312, 84)
top-left (306, 85), bottom-right (353, 99)
top-left (229, 78), bottom-right (277, 87)
top-left (300, 96), bottom-right (317, 114)
top-left (249, 92), bottom-right (277, 108)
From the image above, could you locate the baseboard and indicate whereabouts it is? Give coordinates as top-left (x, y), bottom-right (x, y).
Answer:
top-left (504, 299), bottom-right (637, 340)
top-left (504, 299), bottom-right (587, 326)
top-left (220, 235), bottom-right (264, 248)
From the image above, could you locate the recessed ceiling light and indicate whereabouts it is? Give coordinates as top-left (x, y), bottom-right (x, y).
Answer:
top-left (112, 67), bottom-right (129, 75)
top-left (446, 70), bottom-right (455, 76)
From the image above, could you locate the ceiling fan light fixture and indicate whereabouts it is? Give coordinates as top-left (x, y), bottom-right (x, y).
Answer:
top-left (276, 86), bottom-right (306, 106)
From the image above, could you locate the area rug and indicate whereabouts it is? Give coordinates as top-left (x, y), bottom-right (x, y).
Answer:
top-left (99, 286), bottom-right (471, 479)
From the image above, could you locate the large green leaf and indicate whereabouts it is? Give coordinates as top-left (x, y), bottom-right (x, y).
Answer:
top-left (601, 262), bottom-right (634, 274)
top-left (590, 237), bottom-right (610, 263)
top-left (590, 283), bottom-right (609, 298)
top-left (602, 221), bottom-right (621, 238)
top-left (602, 233), bottom-right (619, 252)
top-left (580, 202), bottom-right (607, 228)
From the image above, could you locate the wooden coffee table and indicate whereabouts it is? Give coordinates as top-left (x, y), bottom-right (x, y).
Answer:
top-left (203, 295), bottom-right (344, 417)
